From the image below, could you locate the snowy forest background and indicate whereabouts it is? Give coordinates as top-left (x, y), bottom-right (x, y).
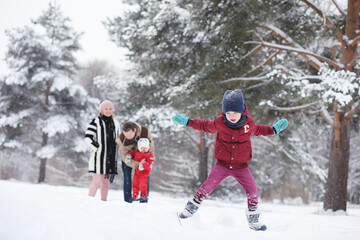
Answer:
top-left (0, 0), bottom-right (359, 210)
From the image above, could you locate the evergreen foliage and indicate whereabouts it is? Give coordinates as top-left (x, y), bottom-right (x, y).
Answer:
top-left (0, 2), bottom-right (92, 184)
top-left (1, 0), bottom-right (359, 206)
top-left (104, 0), bottom-right (360, 205)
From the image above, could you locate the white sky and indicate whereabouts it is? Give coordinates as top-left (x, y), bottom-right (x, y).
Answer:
top-left (0, 0), bottom-right (129, 73)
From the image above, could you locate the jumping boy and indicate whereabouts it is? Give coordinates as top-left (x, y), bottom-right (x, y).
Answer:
top-left (172, 89), bottom-right (288, 231)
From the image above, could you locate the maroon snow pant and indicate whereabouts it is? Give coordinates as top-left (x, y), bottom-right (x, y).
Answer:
top-left (193, 164), bottom-right (258, 210)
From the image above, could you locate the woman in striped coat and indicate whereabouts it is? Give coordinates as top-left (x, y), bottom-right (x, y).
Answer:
top-left (84, 100), bottom-right (121, 201)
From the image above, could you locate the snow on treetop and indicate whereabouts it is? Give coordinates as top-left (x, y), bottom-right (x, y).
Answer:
top-left (32, 71), bottom-right (73, 91)
top-left (4, 140), bottom-right (23, 149)
top-left (36, 144), bottom-right (58, 159)
top-left (1, 72), bottom-right (27, 86)
top-left (40, 115), bottom-right (74, 137)
top-left (51, 75), bottom-right (73, 91)
top-left (68, 84), bottom-right (89, 104)
top-left (285, 64), bottom-right (359, 108)
top-left (129, 106), bottom-right (175, 136)
top-left (73, 136), bottom-right (88, 153)
top-left (318, 67), bottom-right (358, 107)
top-left (0, 109), bottom-right (35, 128)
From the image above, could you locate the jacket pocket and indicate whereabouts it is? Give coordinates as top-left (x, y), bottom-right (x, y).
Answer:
top-left (233, 141), bottom-right (252, 163)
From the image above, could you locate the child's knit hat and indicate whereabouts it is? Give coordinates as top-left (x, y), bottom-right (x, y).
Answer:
top-left (99, 100), bottom-right (114, 113)
top-left (137, 138), bottom-right (150, 151)
top-left (222, 89), bottom-right (245, 113)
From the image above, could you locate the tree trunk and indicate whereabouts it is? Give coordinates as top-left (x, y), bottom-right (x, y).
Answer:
top-left (323, 0), bottom-right (359, 211)
top-left (38, 132), bottom-right (49, 183)
top-left (38, 158), bottom-right (47, 183)
top-left (343, 0), bottom-right (360, 70)
top-left (38, 82), bottom-right (50, 183)
top-left (324, 106), bottom-right (350, 211)
top-left (199, 131), bottom-right (208, 183)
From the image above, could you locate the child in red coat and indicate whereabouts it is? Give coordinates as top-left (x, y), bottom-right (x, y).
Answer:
top-left (125, 138), bottom-right (155, 203)
top-left (172, 89), bottom-right (288, 231)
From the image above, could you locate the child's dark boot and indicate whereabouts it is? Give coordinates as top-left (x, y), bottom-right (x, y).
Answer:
top-left (139, 196), bottom-right (148, 203)
top-left (179, 199), bottom-right (200, 219)
top-left (245, 209), bottom-right (267, 231)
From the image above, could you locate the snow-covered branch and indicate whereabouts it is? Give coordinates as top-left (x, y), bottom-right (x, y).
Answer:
top-left (246, 81), bottom-right (273, 90)
top-left (346, 55), bottom-right (359, 71)
top-left (219, 76), bottom-right (268, 84)
top-left (243, 50), bottom-right (281, 77)
top-left (240, 44), bottom-right (262, 61)
top-left (263, 24), bottom-right (322, 68)
top-left (249, 41), bottom-right (344, 70)
top-left (180, 27), bottom-right (210, 60)
top-left (321, 104), bottom-right (334, 126)
top-left (331, 0), bottom-right (346, 17)
top-left (220, 71), bottom-right (320, 88)
top-left (301, 0), bottom-right (344, 44)
top-left (268, 101), bottom-right (319, 112)
top-left (350, 33), bottom-right (360, 47)
top-left (345, 100), bottom-right (360, 120)
top-left (291, 75), bottom-right (321, 82)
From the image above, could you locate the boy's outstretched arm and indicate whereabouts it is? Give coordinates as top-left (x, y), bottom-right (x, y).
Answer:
top-left (172, 113), bottom-right (218, 133)
top-left (273, 119), bottom-right (288, 134)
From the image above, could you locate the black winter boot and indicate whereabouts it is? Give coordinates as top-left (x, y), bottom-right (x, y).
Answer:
top-left (139, 196), bottom-right (148, 203)
top-left (245, 209), bottom-right (267, 231)
top-left (179, 199), bottom-right (200, 219)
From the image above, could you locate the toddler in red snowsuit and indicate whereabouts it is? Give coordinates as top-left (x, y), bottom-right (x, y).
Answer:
top-left (126, 138), bottom-right (155, 202)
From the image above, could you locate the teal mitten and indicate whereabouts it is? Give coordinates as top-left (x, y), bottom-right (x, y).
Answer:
top-left (273, 119), bottom-right (288, 134)
top-left (172, 114), bottom-right (189, 126)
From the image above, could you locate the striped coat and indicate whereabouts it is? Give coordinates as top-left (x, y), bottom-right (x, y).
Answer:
top-left (84, 115), bottom-right (121, 174)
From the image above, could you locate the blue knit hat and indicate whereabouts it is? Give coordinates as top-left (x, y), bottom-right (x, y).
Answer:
top-left (222, 89), bottom-right (245, 113)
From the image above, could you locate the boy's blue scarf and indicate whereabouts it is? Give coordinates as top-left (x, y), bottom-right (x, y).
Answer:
top-left (223, 115), bottom-right (247, 129)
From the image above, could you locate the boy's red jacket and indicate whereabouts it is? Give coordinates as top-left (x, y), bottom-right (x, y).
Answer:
top-left (128, 151), bottom-right (155, 174)
top-left (187, 105), bottom-right (274, 169)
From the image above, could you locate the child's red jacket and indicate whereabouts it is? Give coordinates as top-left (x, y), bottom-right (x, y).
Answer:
top-left (128, 150), bottom-right (155, 175)
top-left (187, 105), bottom-right (274, 169)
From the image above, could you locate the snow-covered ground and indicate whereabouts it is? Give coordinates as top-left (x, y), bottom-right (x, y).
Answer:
top-left (0, 180), bottom-right (359, 240)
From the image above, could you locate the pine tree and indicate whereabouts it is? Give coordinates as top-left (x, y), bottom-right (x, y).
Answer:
top-left (103, 0), bottom-right (340, 199)
top-left (0, 2), bottom-right (90, 183)
top-left (221, 0), bottom-right (360, 211)
top-left (104, 0), bottom-right (260, 193)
